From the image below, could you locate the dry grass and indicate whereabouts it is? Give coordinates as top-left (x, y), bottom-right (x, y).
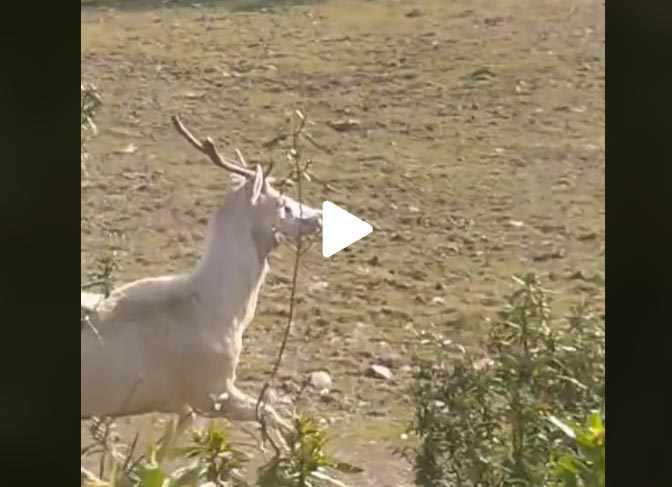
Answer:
top-left (81, 0), bottom-right (604, 484)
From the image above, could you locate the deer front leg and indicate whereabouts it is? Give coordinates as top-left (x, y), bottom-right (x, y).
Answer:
top-left (218, 384), bottom-right (292, 433)
top-left (227, 384), bottom-right (292, 451)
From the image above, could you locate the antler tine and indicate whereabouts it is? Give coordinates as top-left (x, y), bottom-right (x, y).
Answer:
top-left (234, 148), bottom-right (248, 168)
top-left (263, 159), bottom-right (275, 179)
top-left (171, 115), bottom-right (254, 178)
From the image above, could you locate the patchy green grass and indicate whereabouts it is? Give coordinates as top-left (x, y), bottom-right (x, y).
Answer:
top-left (81, 0), bottom-right (604, 484)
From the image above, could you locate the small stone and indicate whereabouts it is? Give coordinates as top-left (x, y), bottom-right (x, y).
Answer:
top-left (578, 232), bottom-right (598, 241)
top-left (367, 364), bottom-right (394, 380)
top-left (366, 409), bottom-right (387, 417)
top-left (445, 243), bottom-right (460, 253)
top-left (115, 143), bottom-right (137, 155)
top-left (431, 296), bottom-right (446, 305)
top-left (569, 270), bottom-right (586, 280)
top-left (376, 352), bottom-right (402, 369)
top-left (319, 394), bottom-right (337, 405)
top-left (308, 280), bottom-right (329, 293)
top-left (328, 118), bottom-right (362, 132)
top-left (367, 255), bottom-right (380, 266)
top-left (480, 297), bottom-right (498, 306)
top-left (473, 357), bottom-right (494, 371)
top-left (309, 371), bottom-right (332, 390)
top-left (533, 249), bottom-right (565, 261)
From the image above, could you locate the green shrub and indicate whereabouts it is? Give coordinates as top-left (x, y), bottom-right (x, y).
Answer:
top-left (406, 273), bottom-right (605, 487)
top-left (549, 412), bottom-right (605, 487)
top-left (257, 416), bottom-right (363, 487)
top-left (81, 415), bottom-right (361, 487)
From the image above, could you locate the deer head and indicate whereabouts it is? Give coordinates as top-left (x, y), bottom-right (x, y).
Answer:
top-left (172, 115), bottom-right (322, 256)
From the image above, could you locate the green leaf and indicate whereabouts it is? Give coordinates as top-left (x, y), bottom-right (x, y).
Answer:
top-left (108, 458), bottom-right (118, 487)
top-left (587, 412), bottom-right (603, 431)
top-left (558, 468), bottom-right (579, 487)
top-left (138, 463), bottom-right (167, 487)
top-left (556, 455), bottom-right (580, 475)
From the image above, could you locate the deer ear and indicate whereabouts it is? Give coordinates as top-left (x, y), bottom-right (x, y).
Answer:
top-left (250, 164), bottom-right (264, 205)
top-left (229, 173), bottom-right (246, 191)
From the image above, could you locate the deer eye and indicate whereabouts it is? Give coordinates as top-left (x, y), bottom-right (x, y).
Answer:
top-left (283, 205), bottom-right (293, 216)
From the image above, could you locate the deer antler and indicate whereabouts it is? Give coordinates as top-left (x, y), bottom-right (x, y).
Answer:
top-left (263, 158), bottom-right (275, 178)
top-left (171, 115), bottom-right (255, 178)
top-left (234, 139), bottom-right (274, 178)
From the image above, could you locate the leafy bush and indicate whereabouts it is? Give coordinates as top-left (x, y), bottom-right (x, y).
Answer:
top-left (81, 415), bottom-right (361, 487)
top-left (170, 421), bottom-right (250, 486)
top-left (406, 273), bottom-right (605, 487)
top-left (257, 416), bottom-right (363, 487)
top-left (549, 412), bottom-right (605, 487)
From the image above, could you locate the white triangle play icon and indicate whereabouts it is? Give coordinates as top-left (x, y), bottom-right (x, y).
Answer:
top-left (322, 201), bottom-right (373, 258)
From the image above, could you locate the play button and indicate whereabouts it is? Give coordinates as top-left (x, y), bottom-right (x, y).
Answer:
top-left (322, 201), bottom-right (373, 257)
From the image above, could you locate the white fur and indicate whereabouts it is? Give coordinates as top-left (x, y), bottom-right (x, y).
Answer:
top-left (81, 291), bottom-right (103, 314)
top-left (81, 168), bottom-right (321, 431)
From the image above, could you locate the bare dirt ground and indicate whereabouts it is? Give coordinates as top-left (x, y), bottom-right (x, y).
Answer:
top-left (81, 0), bottom-right (604, 484)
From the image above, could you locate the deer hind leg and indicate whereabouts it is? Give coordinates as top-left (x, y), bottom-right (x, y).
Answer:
top-left (175, 408), bottom-right (197, 436)
top-left (157, 407), bottom-right (196, 448)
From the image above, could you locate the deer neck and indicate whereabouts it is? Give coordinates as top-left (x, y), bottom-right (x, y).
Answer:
top-left (192, 194), bottom-right (271, 330)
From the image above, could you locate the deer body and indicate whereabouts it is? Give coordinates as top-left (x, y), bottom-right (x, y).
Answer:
top-left (81, 116), bottom-right (321, 431)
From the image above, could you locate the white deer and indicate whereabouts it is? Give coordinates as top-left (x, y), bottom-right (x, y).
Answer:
top-left (81, 115), bottom-right (322, 439)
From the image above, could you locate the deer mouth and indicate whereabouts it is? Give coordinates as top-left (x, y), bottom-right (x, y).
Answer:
top-left (275, 217), bottom-right (321, 247)
top-left (300, 216), bottom-right (323, 236)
